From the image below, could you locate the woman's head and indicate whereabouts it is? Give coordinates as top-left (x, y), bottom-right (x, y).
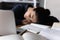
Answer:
top-left (34, 7), bottom-right (50, 17)
top-left (24, 7), bottom-right (51, 23)
top-left (23, 7), bottom-right (51, 26)
top-left (31, 7), bottom-right (51, 23)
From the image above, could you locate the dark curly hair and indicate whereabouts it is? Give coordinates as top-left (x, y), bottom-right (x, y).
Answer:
top-left (34, 7), bottom-right (59, 26)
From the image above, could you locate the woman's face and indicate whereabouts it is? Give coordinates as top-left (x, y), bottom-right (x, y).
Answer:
top-left (24, 7), bottom-right (37, 24)
top-left (30, 10), bottom-right (37, 23)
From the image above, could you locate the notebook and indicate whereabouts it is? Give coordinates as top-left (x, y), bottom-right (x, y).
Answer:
top-left (0, 10), bottom-right (16, 35)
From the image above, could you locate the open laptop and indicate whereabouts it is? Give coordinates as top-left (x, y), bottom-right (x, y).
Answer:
top-left (0, 10), bottom-right (16, 35)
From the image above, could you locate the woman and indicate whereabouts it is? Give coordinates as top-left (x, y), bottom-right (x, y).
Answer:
top-left (12, 4), bottom-right (33, 27)
top-left (24, 7), bottom-right (59, 26)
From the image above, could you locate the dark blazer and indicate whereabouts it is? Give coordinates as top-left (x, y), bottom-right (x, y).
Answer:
top-left (12, 4), bottom-right (25, 25)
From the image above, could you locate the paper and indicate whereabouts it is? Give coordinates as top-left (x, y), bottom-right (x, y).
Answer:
top-left (22, 32), bottom-right (48, 40)
top-left (20, 23), bottom-right (50, 34)
top-left (39, 29), bottom-right (60, 40)
top-left (31, 23), bottom-right (50, 29)
top-left (20, 24), bottom-right (41, 34)
top-left (0, 34), bottom-right (24, 40)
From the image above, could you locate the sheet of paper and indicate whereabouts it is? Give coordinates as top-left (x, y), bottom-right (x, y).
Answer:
top-left (20, 23), bottom-right (50, 34)
top-left (22, 32), bottom-right (48, 40)
top-left (20, 24), bottom-right (42, 34)
top-left (31, 23), bottom-right (50, 29)
top-left (39, 29), bottom-right (60, 40)
top-left (0, 34), bottom-right (24, 40)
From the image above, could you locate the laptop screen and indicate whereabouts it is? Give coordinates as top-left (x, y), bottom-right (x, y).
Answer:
top-left (0, 10), bottom-right (16, 35)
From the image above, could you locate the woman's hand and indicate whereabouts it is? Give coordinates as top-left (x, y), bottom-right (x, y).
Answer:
top-left (22, 19), bottom-right (32, 25)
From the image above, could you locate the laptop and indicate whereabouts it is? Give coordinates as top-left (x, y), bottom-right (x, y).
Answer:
top-left (0, 10), bottom-right (16, 35)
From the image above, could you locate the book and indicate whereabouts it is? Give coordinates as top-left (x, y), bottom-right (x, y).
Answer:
top-left (19, 23), bottom-right (50, 34)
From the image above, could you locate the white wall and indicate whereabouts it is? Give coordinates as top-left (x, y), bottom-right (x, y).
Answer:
top-left (45, 0), bottom-right (60, 21)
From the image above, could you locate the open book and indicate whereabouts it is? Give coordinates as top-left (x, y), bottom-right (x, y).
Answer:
top-left (16, 23), bottom-right (49, 40)
top-left (17, 23), bottom-right (50, 34)
top-left (16, 23), bottom-right (60, 40)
